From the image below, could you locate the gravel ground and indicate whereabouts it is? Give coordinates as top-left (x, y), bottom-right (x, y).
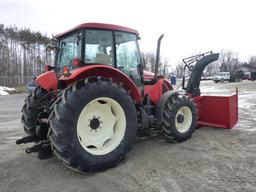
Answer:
top-left (0, 81), bottom-right (256, 192)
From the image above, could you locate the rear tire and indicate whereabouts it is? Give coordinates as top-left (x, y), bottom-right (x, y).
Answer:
top-left (162, 94), bottom-right (197, 142)
top-left (49, 77), bottom-right (137, 173)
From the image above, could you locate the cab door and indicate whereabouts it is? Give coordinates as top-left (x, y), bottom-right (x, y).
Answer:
top-left (114, 31), bottom-right (143, 89)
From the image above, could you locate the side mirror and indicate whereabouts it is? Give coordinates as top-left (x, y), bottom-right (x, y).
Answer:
top-left (46, 36), bottom-right (58, 52)
top-left (46, 44), bottom-right (57, 52)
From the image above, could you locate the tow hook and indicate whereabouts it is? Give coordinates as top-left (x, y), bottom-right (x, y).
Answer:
top-left (25, 140), bottom-right (50, 154)
top-left (16, 135), bottom-right (37, 145)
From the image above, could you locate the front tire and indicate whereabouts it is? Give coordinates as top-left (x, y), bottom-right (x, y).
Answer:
top-left (162, 94), bottom-right (197, 142)
top-left (49, 77), bottom-right (137, 173)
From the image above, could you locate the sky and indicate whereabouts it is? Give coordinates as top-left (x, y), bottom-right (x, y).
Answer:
top-left (0, 0), bottom-right (256, 65)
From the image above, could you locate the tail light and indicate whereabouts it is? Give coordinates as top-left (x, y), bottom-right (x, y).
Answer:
top-left (63, 66), bottom-right (70, 75)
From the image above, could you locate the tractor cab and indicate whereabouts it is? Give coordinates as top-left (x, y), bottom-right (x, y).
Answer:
top-left (53, 23), bottom-right (143, 87)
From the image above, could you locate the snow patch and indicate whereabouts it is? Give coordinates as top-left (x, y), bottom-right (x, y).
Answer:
top-left (0, 86), bottom-right (16, 96)
top-left (0, 90), bottom-right (9, 95)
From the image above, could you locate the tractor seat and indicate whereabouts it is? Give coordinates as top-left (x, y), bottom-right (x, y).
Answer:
top-left (95, 54), bottom-right (111, 65)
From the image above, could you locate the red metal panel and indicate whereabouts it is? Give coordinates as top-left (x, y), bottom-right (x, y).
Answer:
top-left (56, 23), bottom-right (139, 38)
top-left (59, 65), bottom-right (142, 103)
top-left (193, 91), bottom-right (238, 129)
top-left (144, 79), bottom-right (173, 104)
top-left (35, 71), bottom-right (58, 91)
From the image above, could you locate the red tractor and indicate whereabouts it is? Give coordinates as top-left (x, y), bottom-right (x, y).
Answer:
top-left (16, 23), bottom-right (238, 173)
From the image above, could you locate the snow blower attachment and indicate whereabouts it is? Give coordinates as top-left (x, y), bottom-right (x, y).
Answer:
top-left (182, 52), bottom-right (238, 128)
top-left (16, 23), bottom-right (238, 173)
top-left (193, 90), bottom-right (238, 129)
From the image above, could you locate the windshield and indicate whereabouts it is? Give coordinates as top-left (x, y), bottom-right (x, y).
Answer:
top-left (57, 32), bottom-right (82, 71)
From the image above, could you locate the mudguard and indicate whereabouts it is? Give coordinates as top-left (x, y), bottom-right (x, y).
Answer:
top-left (59, 65), bottom-right (142, 103)
top-left (35, 71), bottom-right (58, 91)
top-left (144, 78), bottom-right (173, 105)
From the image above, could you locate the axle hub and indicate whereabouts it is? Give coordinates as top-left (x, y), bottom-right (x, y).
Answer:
top-left (177, 114), bottom-right (185, 124)
top-left (90, 118), bottom-right (100, 130)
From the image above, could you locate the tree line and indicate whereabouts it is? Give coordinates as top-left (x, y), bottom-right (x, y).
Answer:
top-left (0, 24), bottom-right (52, 87)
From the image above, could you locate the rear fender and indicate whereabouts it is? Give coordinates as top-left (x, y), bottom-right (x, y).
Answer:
top-left (144, 78), bottom-right (173, 105)
top-left (59, 65), bottom-right (142, 103)
top-left (35, 71), bottom-right (58, 91)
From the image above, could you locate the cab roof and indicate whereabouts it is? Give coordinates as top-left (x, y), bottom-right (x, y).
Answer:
top-left (56, 23), bottom-right (139, 38)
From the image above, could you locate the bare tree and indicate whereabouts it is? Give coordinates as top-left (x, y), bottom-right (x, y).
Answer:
top-left (0, 24), bottom-right (51, 87)
top-left (219, 50), bottom-right (240, 73)
top-left (248, 56), bottom-right (256, 66)
top-left (141, 51), bottom-right (169, 74)
top-left (141, 52), bottom-right (156, 72)
top-left (176, 63), bottom-right (184, 78)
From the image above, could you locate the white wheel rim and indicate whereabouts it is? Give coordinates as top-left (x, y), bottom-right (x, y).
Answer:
top-left (77, 97), bottom-right (126, 155)
top-left (175, 106), bottom-right (192, 133)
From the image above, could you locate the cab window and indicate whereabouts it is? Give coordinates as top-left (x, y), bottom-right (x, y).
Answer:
top-left (115, 32), bottom-right (142, 86)
top-left (85, 30), bottom-right (113, 66)
top-left (57, 32), bottom-right (82, 71)
top-left (115, 32), bottom-right (140, 70)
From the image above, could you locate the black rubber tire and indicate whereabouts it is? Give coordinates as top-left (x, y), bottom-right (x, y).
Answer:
top-left (21, 86), bottom-right (48, 136)
top-left (162, 94), bottom-right (197, 142)
top-left (49, 77), bottom-right (137, 173)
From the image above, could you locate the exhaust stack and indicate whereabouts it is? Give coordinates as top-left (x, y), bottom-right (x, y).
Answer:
top-left (154, 34), bottom-right (164, 79)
